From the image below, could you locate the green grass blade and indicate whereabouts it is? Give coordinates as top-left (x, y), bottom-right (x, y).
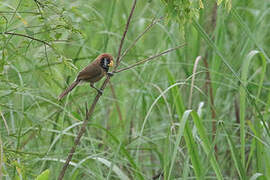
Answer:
top-left (240, 50), bottom-right (267, 169)
top-left (222, 124), bottom-right (247, 180)
top-left (168, 110), bottom-right (192, 179)
top-left (231, 8), bottom-right (270, 63)
top-left (191, 111), bottom-right (223, 180)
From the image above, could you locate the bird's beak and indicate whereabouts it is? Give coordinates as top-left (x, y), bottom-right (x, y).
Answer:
top-left (108, 60), bottom-right (114, 67)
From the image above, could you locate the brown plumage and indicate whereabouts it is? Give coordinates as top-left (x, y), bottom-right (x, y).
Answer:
top-left (58, 53), bottom-right (114, 100)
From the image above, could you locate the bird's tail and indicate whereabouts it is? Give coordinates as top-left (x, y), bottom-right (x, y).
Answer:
top-left (58, 80), bottom-right (80, 100)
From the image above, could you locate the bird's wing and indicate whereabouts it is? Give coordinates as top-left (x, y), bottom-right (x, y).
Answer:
top-left (76, 63), bottom-right (103, 81)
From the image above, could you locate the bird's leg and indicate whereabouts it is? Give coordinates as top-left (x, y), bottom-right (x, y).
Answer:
top-left (90, 83), bottom-right (103, 95)
top-left (107, 72), bottom-right (114, 77)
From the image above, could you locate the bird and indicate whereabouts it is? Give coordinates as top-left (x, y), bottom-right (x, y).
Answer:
top-left (58, 53), bottom-right (114, 100)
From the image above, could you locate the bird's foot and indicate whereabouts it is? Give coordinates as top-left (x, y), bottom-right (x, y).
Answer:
top-left (97, 89), bottom-right (103, 95)
top-left (107, 72), bottom-right (114, 77)
top-left (90, 84), bottom-right (103, 95)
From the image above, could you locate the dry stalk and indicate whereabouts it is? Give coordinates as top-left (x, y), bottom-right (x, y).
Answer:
top-left (115, 43), bottom-right (186, 73)
top-left (4, 32), bottom-right (52, 48)
top-left (188, 56), bottom-right (202, 108)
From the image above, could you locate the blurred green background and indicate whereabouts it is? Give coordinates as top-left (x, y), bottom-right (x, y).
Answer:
top-left (0, 0), bottom-right (270, 179)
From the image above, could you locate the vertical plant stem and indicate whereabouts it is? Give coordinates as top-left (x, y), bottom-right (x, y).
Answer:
top-left (188, 56), bottom-right (202, 108)
top-left (109, 81), bottom-right (123, 127)
top-left (114, 0), bottom-right (137, 69)
top-left (202, 2), bottom-right (218, 158)
top-left (57, 94), bottom-right (101, 180)
top-left (203, 56), bottom-right (218, 157)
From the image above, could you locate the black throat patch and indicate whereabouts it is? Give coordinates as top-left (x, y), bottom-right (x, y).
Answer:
top-left (100, 57), bottom-right (110, 72)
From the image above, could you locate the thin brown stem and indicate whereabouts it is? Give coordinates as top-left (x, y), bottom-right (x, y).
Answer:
top-left (234, 98), bottom-right (240, 138)
top-left (119, 17), bottom-right (162, 62)
top-left (115, 43), bottom-right (186, 73)
top-left (203, 2), bottom-right (218, 158)
top-left (203, 56), bottom-right (218, 157)
top-left (0, 11), bottom-right (40, 14)
top-left (57, 93), bottom-right (101, 180)
top-left (114, 0), bottom-right (137, 70)
top-left (4, 32), bottom-right (52, 48)
top-left (57, 1), bottom-right (137, 179)
top-left (210, 3), bottom-right (217, 33)
top-left (109, 81), bottom-right (123, 127)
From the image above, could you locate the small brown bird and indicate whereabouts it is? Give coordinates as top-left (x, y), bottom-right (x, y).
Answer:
top-left (58, 53), bottom-right (114, 100)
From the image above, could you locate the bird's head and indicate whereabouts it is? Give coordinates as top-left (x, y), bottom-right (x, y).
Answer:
top-left (98, 53), bottom-right (114, 72)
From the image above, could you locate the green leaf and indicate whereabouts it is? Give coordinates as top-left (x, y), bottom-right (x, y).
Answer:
top-left (54, 33), bottom-right (62, 40)
top-left (35, 169), bottom-right (50, 180)
top-left (222, 124), bottom-right (247, 179)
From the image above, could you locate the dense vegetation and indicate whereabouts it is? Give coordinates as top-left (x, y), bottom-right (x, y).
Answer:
top-left (0, 0), bottom-right (270, 179)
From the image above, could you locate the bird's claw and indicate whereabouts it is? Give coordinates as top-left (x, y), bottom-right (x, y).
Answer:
top-left (97, 89), bottom-right (103, 95)
top-left (107, 72), bottom-right (114, 77)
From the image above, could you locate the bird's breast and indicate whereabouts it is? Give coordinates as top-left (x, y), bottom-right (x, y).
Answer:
top-left (84, 72), bottom-right (105, 83)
